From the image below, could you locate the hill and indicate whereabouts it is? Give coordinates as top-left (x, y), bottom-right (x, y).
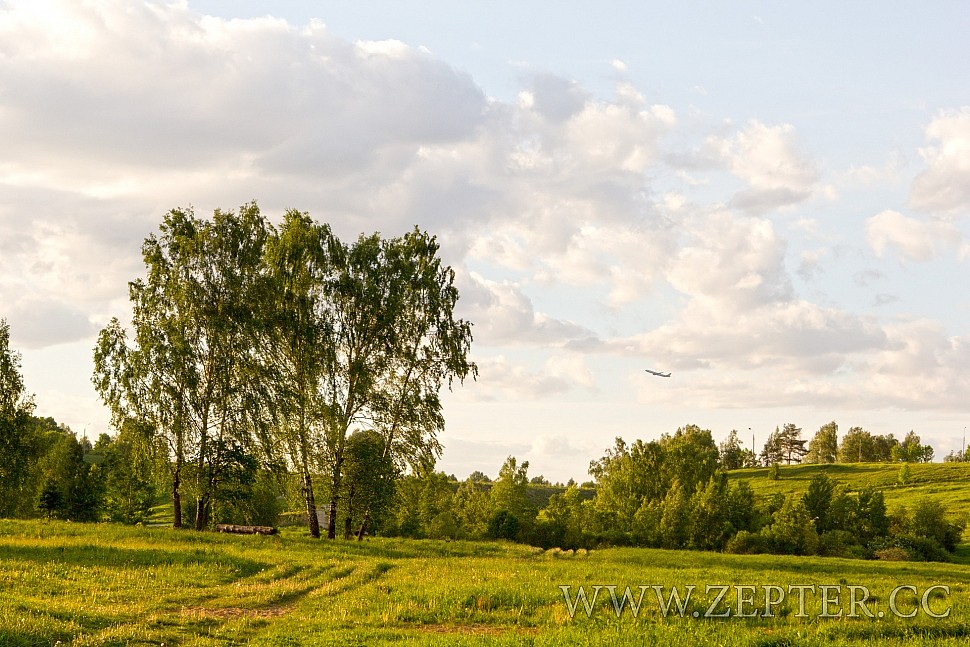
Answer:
top-left (727, 461), bottom-right (970, 518)
top-left (728, 461), bottom-right (970, 559)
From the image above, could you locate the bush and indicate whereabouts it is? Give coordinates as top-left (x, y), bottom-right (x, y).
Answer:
top-left (763, 497), bottom-right (818, 556)
top-left (874, 546), bottom-right (910, 561)
top-left (486, 509), bottom-right (520, 541)
top-left (897, 535), bottom-right (952, 562)
top-left (870, 535), bottom-right (951, 562)
top-left (910, 498), bottom-right (964, 552)
top-left (427, 511), bottom-right (459, 539)
top-left (817, 530), bottom-right (861, 558)
top-left (725, 530), bottom-right (769, 555)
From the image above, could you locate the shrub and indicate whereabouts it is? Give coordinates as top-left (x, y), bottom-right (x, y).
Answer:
top-left (763, 497), bottom-right (818, 556)
top-left (874, 547), bottom-right (910, 561)
top-left (725, 530), bottom-right (769, 555)
top-left (817, 530), bottom-right (861, 558)
top-left (486, 509), bottom-right (520, 541)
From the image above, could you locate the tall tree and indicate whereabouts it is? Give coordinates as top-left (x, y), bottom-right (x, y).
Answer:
top-left (260, 211), bottom-right (332, 538)
top-left (489, 456), bottom-right (536, 540)
top-left (893, 430), bottom-right (934, 463)
top-left (0, 319), bottom-right (39, 517)
top-left (719, 429), bottom-right (746, 471)
top-left (355, 228), bottom-right (476, 538)
top-left (342, 429), bottom-right (397, 539)
top-left (96, 424), bottom-right (158, 524)
top-left (316, 227), bottom-right (476, 539)
top-left (805, 421), bottom-right (839, 464)
top-left (660, 425), bottom-right (719, 494)
top-left (802, 473), bottom-right (836, 532)
top-left (590, 437), bottom-right (666, 533)
top-left (837, 428), bottom-right (898, 463)
top-left (94, 204), bottom-right (271, 529)
top-left (760, 427), bottom-right (785, 466)
top-left (777, 423), bottom-right (808, 465)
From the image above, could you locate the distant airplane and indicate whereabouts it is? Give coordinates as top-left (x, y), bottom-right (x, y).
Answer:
top-left (645, 369), bottom-right (671, 378)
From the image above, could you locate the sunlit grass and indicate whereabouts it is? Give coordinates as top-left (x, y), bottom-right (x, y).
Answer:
top-left (730, 461), bottom-right (970, 516)
top-left (3, 519), bottom-right (970, 645)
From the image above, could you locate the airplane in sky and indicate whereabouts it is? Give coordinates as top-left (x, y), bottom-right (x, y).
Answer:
top-left (645, 369), bottom-right (671, 378)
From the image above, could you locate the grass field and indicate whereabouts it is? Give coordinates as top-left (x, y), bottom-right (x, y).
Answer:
top-left (729, 461), bottom-right (970, 521)
top-left (3, 518), bottom-right (970, 646)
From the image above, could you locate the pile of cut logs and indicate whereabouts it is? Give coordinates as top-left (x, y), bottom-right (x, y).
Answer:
top-left (215, 524), bottom-right (277, 536)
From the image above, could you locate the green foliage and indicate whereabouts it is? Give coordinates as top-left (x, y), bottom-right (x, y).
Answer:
top-left (718, 429), bottom-right (745, 470)
top-left (489, 456), bottom-right (536, 538)
top-left (898, 462), bottom-right (911, 484)
top-left (37, 483), bottom-right (63, 520)
top-left (802, 473), bottom-right (835, 532)
top-left (724, 530), bottom-right (768, 554)
top-left (339, 429), bottom-right (397, 538)
top-left (660, 424), bottom-right (720, 495)
top-left (855, 487), bottom-right (889, 541)
top-left (760, 429), bottom-right (784, 466)
top-left (762, 496), bottom-right (819, 556)
top-left (817, 529), bottom-right (866, 558)
top-left (452, 478), bottom-right (492, 539)
top-left (760, 425), bottom-right (807, 466)
top-left (384, 472), bottom-right (456, 538)
top-left (718, 429), bottom-right (758, 470)
top-left (36, 429), bottom-right (103, 522)
top-left (777, 423), bottom-right (808, 464)
top-left (907, 498), bottom-right (965, 552)
top-left (92, 204), bottom-right (476, 537)
top-left (95, 425), bottom-right (158, 524)
top-left (589, 425), bottom-right (718, 541)
top-left (658, 480), bottom-right (691, 549)
top-left (536, 485), bottom-right (589, 549)
top-left (485, 509), bottom-right (520, 540)
top-left (837, 427), bottom-right (898, 462)
top-left (688, 473), bottom-right (733, 550)
top-left (0, 319), bottom-right (40, 517)
top-left (892, 430), bottom-right (934, 463)
top-left (804, 421), bottom-right (838, 464)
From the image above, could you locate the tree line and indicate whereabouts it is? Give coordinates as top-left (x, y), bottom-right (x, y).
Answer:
top-left (716, 421), bottom-right (941, 469)
top-left (376, 425), bottom-right (964, 563)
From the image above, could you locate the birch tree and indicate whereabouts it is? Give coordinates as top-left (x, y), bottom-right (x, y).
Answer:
top-left (94, 203), bottom-right (270, 529)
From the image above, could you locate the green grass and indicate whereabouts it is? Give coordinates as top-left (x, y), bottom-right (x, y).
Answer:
top-left (3, 519), bottom-right (970, 645)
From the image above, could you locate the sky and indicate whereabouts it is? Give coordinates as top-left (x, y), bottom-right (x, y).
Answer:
top-left (1, 1), bottom-right (969, 483)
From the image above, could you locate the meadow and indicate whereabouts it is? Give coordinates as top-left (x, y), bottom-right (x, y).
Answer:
top-left (3, 517), bottom-right (970, 646)
top-left (729, 461), bottom-right (970, 519)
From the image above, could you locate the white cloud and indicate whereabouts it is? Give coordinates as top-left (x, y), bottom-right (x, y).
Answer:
top-left (2, 0), bottom-right (970, 443)
top-left (911, 107), bottom-right (970, 214)
top-left (455, 271), bottom-right (594, 346)
top-left (468, 355), bottom-right (578, 401)
top-left (704, 121), bottom-right (819, 214)
top-left (667, 209), bottom-right (792, 311)
top-left (865, 209), bottom-right (961, 262)
top-left (526, 73), bottom-right (589, 122)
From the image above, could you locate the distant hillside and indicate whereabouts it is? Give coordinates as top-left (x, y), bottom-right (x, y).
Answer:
top-left (461, 482), bottom-right (596, 509)
top-left (727, 462), bottom-right (970, 520)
